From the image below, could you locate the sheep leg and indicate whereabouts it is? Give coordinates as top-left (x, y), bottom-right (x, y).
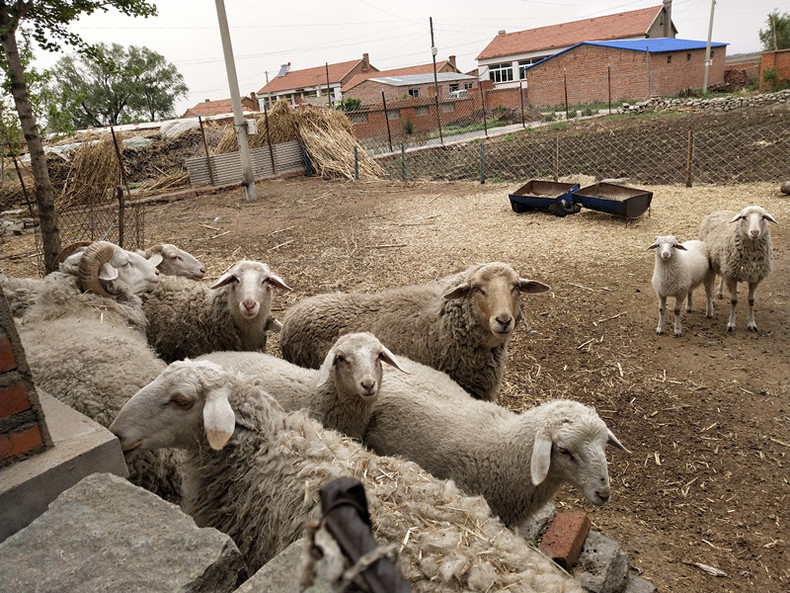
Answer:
top-left (686, 289), bottom-right (694, 312)
top-left (673, 295), bottom-right (684, 337)
top-left (725, 278), bottom-right (739, 332)
top-left (656, 295), bottom-right (666, 335)
top-left (717, 275), bottom-right (725, 299)
top-left (703, 270), bottom-right (715, 318)
top-left (746, 281), bottom-right (760, 332)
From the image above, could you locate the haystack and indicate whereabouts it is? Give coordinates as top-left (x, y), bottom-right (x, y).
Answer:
top-left (214, 99), bottom-right (383, 181)
top-left (59, 134), bottom-right (121, 210)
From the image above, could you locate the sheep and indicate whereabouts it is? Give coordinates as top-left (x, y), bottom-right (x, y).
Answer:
top-left (109, 359), bottom-right (583, 593)
top-left (647, 235), bottom-right (714, 337)
top-left (1, 240), bottom-right (202, 318)
top-left (362, 381), bottom-right (628, 530)
top-left (699, 205), bottom-right (777, 332)
top-left (142, 260), bottom-right (291, 363)
top-left (16, 241), bottom-right (183, 504)
top-left (279, 262), bottom-right (550, 402)
top-left (197, 332), bottom-right (405, 439)
top-left (136, 243), bottom-right (206, 280)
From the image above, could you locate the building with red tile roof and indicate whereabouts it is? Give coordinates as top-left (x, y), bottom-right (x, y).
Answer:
top-left (257, 54), bottom-right (378, 108)
top-left (182, 95), bottom-right (259, 118)
top-left (477, 3), bottom-right (676, 84)
top-left (342, 56), bottom-right (460, 94)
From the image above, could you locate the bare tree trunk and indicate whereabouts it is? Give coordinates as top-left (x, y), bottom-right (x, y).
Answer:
top-left (1, 13), bottom-right (61, 272)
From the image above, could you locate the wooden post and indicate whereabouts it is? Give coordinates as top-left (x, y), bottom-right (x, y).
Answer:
top-left (262, 103), bottom-right (276, 175)
top-left (198, 114), bottom-right (216, 185)
top-left (381, 90), bottom-right (393, 153)
top-left (110, 126), bottom-right (131, 247)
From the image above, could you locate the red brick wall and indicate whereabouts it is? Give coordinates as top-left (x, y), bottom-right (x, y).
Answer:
top-left (347, 76), bottom-right (477, 106)
top-left (0, 292), bottom-right (52, 466)
top-left (524, 44), bottom-right (726, 108)
top-left (760, 49), bottom-right (790, 90)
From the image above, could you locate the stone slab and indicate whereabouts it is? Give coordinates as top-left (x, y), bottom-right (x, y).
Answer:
top-left (575, 530), bottom-right (630, 593)
top-left (235, 538), bottom-right (334, 593)
top-left (0, 472), bottom-right (246, 593)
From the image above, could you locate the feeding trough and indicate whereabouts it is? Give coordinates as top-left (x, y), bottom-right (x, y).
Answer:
top-left (508, 180), bottom-right (580, 213)
top-left (571, 182), bottom-right (653, 219)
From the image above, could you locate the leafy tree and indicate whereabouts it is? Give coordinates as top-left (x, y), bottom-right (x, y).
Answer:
top-left (45, 43), bottom-right (187, 130)
top-left (759, 10), bottom-right (790, 51)
top-left (0, 0), bottom-right (157, 273)
top-left (336, 97), bottom-right (361, 112)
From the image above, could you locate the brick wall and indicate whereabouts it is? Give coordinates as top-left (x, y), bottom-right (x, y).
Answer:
top-left (347, 77), bottom-right (477, 106)
top-left (760, 49), bottom-right (790, 90)
top-left (0, 291), bottom-right (52, 466)
top-left (524, 44), bottom-right (726, 108)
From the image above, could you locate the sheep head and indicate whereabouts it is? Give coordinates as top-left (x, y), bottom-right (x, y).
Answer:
top-left (647, 235), bottom-right (686, 261)
top-left (77, 241), bottom-right (161, 297)
top-left (528, 400), bottom-right (628, 507)
top-left (211, 260), bottom-right (291, 323)
top-left (728, 205), bottom-right (777, 241)
top-left (317, 332), bottom-right (406, 399)
top-left (110, 360), bottom-right (238, 453)
top-left (443, 262), bottom-right (550, 342)
top-left (149, 243), bottom-right (206, 280)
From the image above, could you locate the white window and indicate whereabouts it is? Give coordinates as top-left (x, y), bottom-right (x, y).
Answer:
top-left (464, 82), bottom-right (474, 89)
top-left (489, 63), bottom-right (514, 83)
top-left (408, 88), bottom-right (420, 98)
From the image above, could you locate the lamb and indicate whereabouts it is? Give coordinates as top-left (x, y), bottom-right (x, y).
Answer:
top-left (136, 243), bottom-right (206, 279)
top-left (16, 241), bottom-right (183, 504)
top-left (363, 380), bottom-right (628, 530)
top-left (279, 262), bottom-right (550, 402)
top-left (647, 235), bottom-right (714, 337)
top-left (699, 205), bottom-right (777, 332)
top-left (198, 332), bottom-right (405, 439)
top-left (109, 359), bottom-right (583, 593)
top-left (142, 259), bottom-right (291, 363)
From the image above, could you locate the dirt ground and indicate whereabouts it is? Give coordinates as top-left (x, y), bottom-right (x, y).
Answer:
top-left (2, 176), bottom-right (788, 592)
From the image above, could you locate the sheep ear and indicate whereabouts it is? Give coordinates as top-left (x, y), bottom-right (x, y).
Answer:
top-left (646, 242), bottom-right (658, 250)
top-left (210, 273), bottom-right (237, 289)
top-left (607, 428), bottom-right (631, 454)
top-left (265, 318), bottom-right (282, 333)
top-left (518, 279), bottom-right (550, 294)
top-left (98, 262), bottom-right (119, 281)
top-left (764, 213), bottom-right (777, 224)
top-left (203, 386), bottom-right (236, 450)
top-left (530, 434), bottom-right (553, 486)
top-left (147, 253), bottom-right (164, 267)
top-left (675, 243), bottom-right (687, 251)
top-left (380, 344), bottom-right (407, 374)
top-left (728, 214), bottom-right (743, 223)
top-left (316, 347), bottom-right (336, 387)
top-left (444, 282), bottom-right (471, 300)
top-left (266, 273), bottom-right (292, 291)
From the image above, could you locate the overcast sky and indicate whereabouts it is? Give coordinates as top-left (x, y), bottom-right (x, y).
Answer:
top-left (27, 0), bottom-right (784, 116)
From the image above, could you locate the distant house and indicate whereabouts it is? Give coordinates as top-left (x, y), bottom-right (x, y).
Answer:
top-left (522, 38), bottom-right (727, 107)
top-left (477, 3), bottom-right (677, 85)
top-left (256, 54), bottom-right (378, 108)
top-left (182, 95), bottom-right (259, 118)
top-left (342, 57), bottom-right (476, 105)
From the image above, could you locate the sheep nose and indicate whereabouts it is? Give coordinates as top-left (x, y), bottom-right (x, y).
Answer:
top-left (360, 379), bottom-right (376, 395)
top-left (242, 299), bottom-right (257, 311)
top-left (495, 314), bottom-right (513, 330)
top-left (595, 489), bottom-right (610, 503)
top-left (749, 230), bottom-right (760, 239)
top-left (154, 269), bottom-right (160, 276)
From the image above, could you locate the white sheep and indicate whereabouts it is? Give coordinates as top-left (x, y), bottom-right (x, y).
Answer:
top-left (647, 235), bottom-right (714, 337)
top-left (142, 260), bottom-right (291, 363)
top-left (136, 243), bottom-right (206, 280)
top-left (279, 262), bottom-right (550, 402)
top-left (363, 382), bottom-right (628, 530)
top-left (16, 243), bottom-right (182, 504)
top-left (109, 360), bottom-right (583, 593)
top-left (198, 332), bottom-right (405, 439)
top-left (699, 205), bottom-right (777, 332)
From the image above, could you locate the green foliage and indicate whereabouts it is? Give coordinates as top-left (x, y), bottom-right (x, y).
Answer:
top-left (336, 97), bottom-right (361, 112)
top-left (581, 106), bottom-right (594, 117)
top-left (759, 11), bottom-right (790, 51)
top-left (402, 118), bottom-right (414, 135)
top-left (541, 112), bottom-right (556, 122)
top-left (44, 42), bottom-right (187, 130)
top-left (762, 67), bottom-right (778, 82)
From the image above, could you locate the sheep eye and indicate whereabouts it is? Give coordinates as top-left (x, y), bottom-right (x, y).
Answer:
top-left (169, 395), bottom-right (194, 410)
top-left (558, 447), bottom-right (574, 459)
top-left (335, 354), bottom-right (346, 364)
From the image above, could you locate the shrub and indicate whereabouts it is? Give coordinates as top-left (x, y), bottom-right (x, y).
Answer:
top-left (402, 119), bottom-right (414, 135)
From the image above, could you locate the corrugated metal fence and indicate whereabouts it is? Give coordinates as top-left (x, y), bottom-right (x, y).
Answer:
top-left (185, 140), bottom-right (305, 186)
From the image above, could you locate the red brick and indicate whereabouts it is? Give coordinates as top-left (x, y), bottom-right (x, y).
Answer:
top-left (0, 334), bottom-right (16, 372)
top-left (0, 424), bottom-right (44, 461)
top-left (539, 511), bottom-right (591, 569)
top-left (0, 381), bottom-right (31, 418)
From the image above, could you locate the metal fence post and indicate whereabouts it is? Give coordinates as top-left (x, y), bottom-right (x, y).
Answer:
top-left (478, 83), bottom-right (489, 138)
top-left (381, 90), bottom-right (393, 153)
top-left (354, 145), bottom-right (359, 180)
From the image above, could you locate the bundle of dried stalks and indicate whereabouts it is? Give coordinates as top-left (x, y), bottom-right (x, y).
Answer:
top-left (60, 134), bottom-right (121, 211)
top-left (213, 99), bottom-right (299, 154)
top-left (136, 170), bottom-right (191, 195)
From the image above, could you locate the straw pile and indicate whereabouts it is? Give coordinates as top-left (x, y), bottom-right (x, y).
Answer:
top-left (213, 99), bottom-right (383, 181)
top-left (59, 134), bottom-right (121, 210)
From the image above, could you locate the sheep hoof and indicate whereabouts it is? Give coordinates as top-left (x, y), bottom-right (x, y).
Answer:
top-left (747, 325), bottom-right (759, 332)
top-left (727, 326), bottom-right (735, 333)
top-left (656, 328), bottom-right (663, 335)
top-left (674, 331), bottom-right (681, 338)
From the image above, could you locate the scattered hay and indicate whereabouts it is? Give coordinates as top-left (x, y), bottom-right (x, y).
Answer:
top-left (214, 99), bottom-right (382, 181)
top-left (60, 134), bottom-right (121, 211)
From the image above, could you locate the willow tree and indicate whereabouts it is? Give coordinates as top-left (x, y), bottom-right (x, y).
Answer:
top-left (0, 0), bottom-right (156, 272)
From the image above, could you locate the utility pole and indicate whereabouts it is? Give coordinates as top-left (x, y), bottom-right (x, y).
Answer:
top-left (429, 17), bottom-right (443, 146)
top-left (702, 0), bottom-right (716, 94)
top-left (215, 0), bottom-right (257, 201)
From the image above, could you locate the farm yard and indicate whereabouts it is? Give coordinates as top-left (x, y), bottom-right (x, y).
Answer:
top-left (3, 173), bottom-right (788, 593)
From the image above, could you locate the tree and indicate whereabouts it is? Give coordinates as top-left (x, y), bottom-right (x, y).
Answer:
top-left (0, 0), bottom-right (157, 273)
top-left (45, 43), bottom-right (187, 130)
top-left (759, 10), bottom-right (790, 51)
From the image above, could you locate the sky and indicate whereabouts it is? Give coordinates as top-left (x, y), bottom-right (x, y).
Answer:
top-left (25, 0), bottom-right (785, 116)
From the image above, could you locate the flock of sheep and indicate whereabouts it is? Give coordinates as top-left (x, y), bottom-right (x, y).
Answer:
top-left (0, 202), bottom-right (775, 591)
